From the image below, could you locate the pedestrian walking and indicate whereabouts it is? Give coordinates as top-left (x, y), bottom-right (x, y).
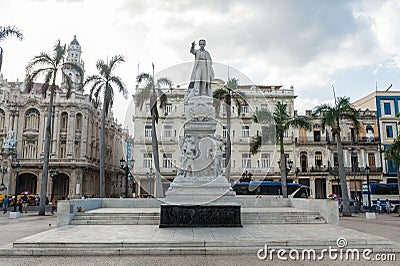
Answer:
top-left (353, 199), bottom-right (358, 214)
top-left (35, 194), bottom-right (39, 206)
top-left (386, 199), bottom-right (391, 214)
top-left (2, 196), bottom-right (9, 213)
top-left (51, 198), bottom-right (56, 214)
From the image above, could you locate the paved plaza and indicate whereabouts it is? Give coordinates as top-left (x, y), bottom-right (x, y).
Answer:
top-left (0, 208), bottom-right (399, 265)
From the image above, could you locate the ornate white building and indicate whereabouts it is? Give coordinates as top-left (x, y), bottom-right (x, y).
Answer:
top-left (0, 36), bottom-right (127, 199)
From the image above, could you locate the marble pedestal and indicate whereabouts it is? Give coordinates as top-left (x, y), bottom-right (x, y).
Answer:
top-left (160, 95), bottom-right (241, 227)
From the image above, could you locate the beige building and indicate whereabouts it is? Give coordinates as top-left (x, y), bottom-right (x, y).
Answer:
top-left (132, 83), bottom-right (382, 199)
top-left (0, 36), bottom-right (127, 200)
top-left (132, 84), bottom-right (298, 196)
top-left (294, 109), bottom-right (382, 199)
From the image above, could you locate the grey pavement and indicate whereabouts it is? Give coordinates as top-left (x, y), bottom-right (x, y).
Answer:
top-left (0, 209), bottom-right (399, 265)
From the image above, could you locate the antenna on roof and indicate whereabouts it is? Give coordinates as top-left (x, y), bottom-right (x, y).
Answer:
top-left (376, 81), bottom-right (378, 91)
top-left (386, 84), bottom-right (393, 92)
top-left (227, 66), bottom-right (230, 80)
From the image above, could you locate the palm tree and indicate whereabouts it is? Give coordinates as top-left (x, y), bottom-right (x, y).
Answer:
top-left (313, 96), bottom-right (359, 216)
top-left (0, 25), bottom-right (23, 73)
top-left (274, 101), bottom-right (311, 198)
top-left (25, 40), bottom-right (84, 215)
top-left (135, 69), bottom-right (172, 198)
top-left (84, 55), bottom-right (127, 198)
top-left (212, 78), bottom-right (246, 182)
top-left (383, 135), bottom-right (400, 202)
top-left (250, 109), bottom-right (274, 156)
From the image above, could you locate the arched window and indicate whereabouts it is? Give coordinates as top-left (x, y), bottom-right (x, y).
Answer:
top-left (0, 109), bottom-right (5, 131)
top-left (315, 151), bottom-right (323, 169)
top-left (22, 139), bottom-right (38, 158)
top-left (24, 108), bottom-right (40, 131)
top-left (60, 112), bottom-right (68, 132)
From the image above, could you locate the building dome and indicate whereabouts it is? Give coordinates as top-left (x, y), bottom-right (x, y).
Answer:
top-left (71, 35), bottom-right (80, 46)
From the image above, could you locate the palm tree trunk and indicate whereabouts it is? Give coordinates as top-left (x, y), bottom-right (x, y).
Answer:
top-left (38, 83), bottom-right (55, 215)
top-left (397, 165), bottom-right (400, 213)
top-left (0, 47), bottom-right (3, 73)
top-left (99, 101), bottom-right (106, 198)
top-left (279, 134), bottom-right (288, 198)
top-left (336, 131), bottom-right (351, 216)
top-left (226, 101), bottom-right (232, 183)
top-left (151, 95), bottom-right (164, 198)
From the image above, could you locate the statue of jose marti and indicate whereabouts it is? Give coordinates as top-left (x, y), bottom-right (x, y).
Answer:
top-left (189, 39), bottom-right (214, 97)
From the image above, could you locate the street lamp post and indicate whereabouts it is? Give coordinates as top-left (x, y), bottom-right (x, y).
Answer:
top-left (365, 165), bottom-right (376, 219)
top-left (349, 148), bottom-right (357, 199)
top-left (278, 158), bottom-right (293, 197)
top-left (13, 161), bottom-right (20, 213)
top-left (0, 166), bottom-right (7, 192)
top-left (120, 158), bottom-right (134, 198)
top-left (365, 165), bottom-right (371, 210)
top-left (50, 168), bottom-right (59, 201)
top-left (146, 167), bottom-right (155, 197)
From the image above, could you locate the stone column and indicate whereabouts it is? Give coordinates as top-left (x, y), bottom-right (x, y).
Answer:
top-left (67, 111), bottom-right (75, 158)
top-left (50, 110), bottom-right (59, 158)
top-left (309, 177), bottom-right (316, 199)
top-left (81, 112), bottom-right (88, 159)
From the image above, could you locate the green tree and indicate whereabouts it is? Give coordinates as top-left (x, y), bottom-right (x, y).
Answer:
top-left (313, 96), bottom-right (359, 216)
top-left (84, 55), bottom-right (127, 198)
top-left (383, 135), bottom-right (400, 202)
top-left (0, 25), bottom-right (23, 73)
top-left (135, 70), bottom-right (172, 198)
top-left (25, 40), bottom-right (84, 215)
top-left (249, 109), bottom-right (274, 156)
top-left (274, 101), bottom-right (311, 198)
top-left (213, 78), bottom-right (246, 182)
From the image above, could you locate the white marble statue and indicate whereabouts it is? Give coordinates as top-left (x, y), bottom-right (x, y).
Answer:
top-left (189, 39), bottom-right (214, 97)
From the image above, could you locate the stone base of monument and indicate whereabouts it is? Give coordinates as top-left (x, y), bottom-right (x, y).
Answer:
top-left (159, 204), bottom-right (241, 227)
top-left (161, 175), bottom-right (241, 227)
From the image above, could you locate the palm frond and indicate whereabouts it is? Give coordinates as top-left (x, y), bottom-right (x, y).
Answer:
top-left (136, 72), bottom-right (151, 85)
top-left (25, 53), bottom-right (53, 72)
top-left (110, 76), bottom-right (128, 98)
top-left (0, 25), bottom-right (23, 41)
top-left (250, 135), bottom-right (262, 155)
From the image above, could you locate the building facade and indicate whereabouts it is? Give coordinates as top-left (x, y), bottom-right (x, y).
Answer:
top-left (0, 36), bottom-right (126, 200)
top-left (353, 90), bottom-right (400, 184)
top-left (132, 83), bottom-right (383, 199)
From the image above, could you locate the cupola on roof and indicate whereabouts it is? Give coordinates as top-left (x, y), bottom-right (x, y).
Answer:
top-left (71, 35), bottom-right (80, 46)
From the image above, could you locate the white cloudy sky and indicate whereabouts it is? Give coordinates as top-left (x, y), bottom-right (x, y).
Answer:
top-left (2, 0), bottom-right (400, 128)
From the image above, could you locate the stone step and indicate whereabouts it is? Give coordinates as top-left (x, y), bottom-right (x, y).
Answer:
top-left (7, 239), bottom-right (398, 256)
top-left (73, 215), bottom-right (160, 220)
top-left (70, 209), bottom-right (326, 225)
top-left (70, 220), bottom-right (160, 225)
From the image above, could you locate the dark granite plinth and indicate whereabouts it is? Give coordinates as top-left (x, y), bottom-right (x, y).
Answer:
top-left (160, 204), bottom-right (242, 227)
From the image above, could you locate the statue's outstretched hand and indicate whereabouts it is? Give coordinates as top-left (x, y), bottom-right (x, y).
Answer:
top-left (191, 41), bottom-right (196, 47)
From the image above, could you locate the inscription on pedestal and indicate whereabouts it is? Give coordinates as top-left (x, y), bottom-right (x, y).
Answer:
top-left (160, 205), bottom-right (242, 227)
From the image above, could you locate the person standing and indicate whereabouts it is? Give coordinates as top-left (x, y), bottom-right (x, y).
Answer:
top-left (377, 198), bottom-right (382, 214)
top-left (2, 196), bottom-right (9, 214)
top-left (21, 194), bottom-right (28, 213)
top-left (386, 199), bottom-right (391, 214)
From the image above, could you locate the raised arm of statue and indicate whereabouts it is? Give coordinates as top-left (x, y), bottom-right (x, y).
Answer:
top-left (190, 41), bottom-right (196, 55)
